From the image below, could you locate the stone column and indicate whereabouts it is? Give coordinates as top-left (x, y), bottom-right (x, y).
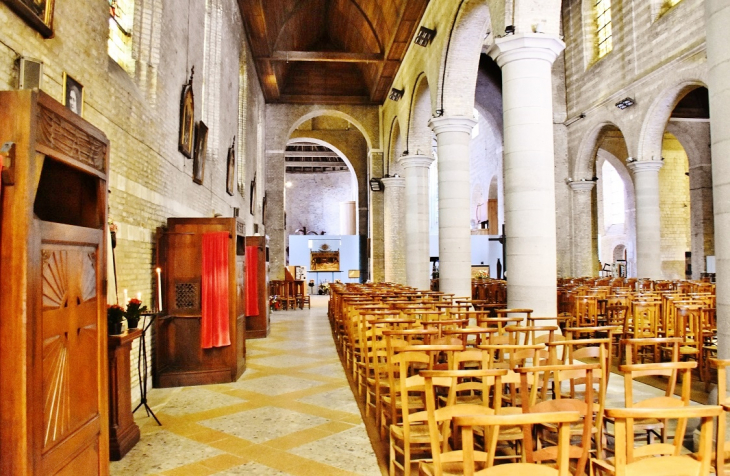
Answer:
top-left (265, 150), bottom-right (286, 280)
top-left (382, 176), bottom-right (406, 284)
top-left (428, 117), bottom-right (476, 298)
top-left (569, 181), bottom-right (596, 277)
top-left (706, 0), bottom-right (730, 359)
top-left (488, 33), bottom-right (565, 316)
top-left (398, 155), bottom-right (435, 290)
top-left (628, 161), bottom-right (664, 279)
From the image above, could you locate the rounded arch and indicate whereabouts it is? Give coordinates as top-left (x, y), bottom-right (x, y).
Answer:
top-left (574, 121), bottom-right (631, 182)
top-left (436, 0), bottom-right (493, 117)
top-left (638, 80), bottom-right (707, 162)
top-left (613, 244), bottom-right (627, 262)
top-left (487, 175), bottom-right (498, 199)
top-left (287, 109), bottom-right (374, 151)
top-left (286, 137), bottom-right (359, 200)
top-left (408, 74), bottom-right (434, 157)
top-left (387, 118), bottom-right (405, 176)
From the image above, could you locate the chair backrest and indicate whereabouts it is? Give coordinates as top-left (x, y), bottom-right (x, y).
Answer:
top-left (629, 300), bottom-right (661, 338)
top-left (620, 360), bottom-right (695, 410)
top-left (455, 411), bottom-right (581, 476)
top-left (605, 406), bottom-right (721, 476)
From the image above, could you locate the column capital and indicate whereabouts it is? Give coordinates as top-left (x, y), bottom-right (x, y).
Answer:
top-left (568, 181), bottom-right (596, 192)
top-left (428, 116), bottom-right (476, 135)
top-left (487, 33), bottom-right (565, 67)
top-left (628, 160), bottom-right (664, 173)
top-left (398, 154), bottom-right (435, 169)
top-left (381, 176), bottom-right (406, 189)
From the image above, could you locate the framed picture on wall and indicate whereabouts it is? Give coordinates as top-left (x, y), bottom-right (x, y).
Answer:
top-left (192, 121), bottom-right (207, 184)
top-left (178, 68), bottom-right (195, 158)
top-left (62, 73), bottom-right (83, 116)
top-left (226, 137), bottom-right (235, 196)
top-left (2, 0), bottom-right (54, 38)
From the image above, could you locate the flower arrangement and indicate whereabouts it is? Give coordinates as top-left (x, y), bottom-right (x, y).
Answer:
top-left (125, 298), bottom-right (148, 329)
top-left (475, 270), bottom-right (490, 279)
top-left (107, 304), bottom-right (125, 335)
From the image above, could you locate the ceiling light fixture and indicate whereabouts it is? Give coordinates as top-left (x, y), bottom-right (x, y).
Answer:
top-left (414, 26), bottom-right (436, 47)
top-left (615, 97), bottom-right (635, 110)
top-left (389, 88), bottom-right (404, 102)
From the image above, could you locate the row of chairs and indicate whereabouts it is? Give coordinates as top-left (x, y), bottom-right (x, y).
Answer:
top-left (329, 282), bottom-right (728, 476)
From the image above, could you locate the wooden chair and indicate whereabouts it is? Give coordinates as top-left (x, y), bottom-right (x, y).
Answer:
top-left (517, 364), bottom-right (602, 476)
top-left (624, 300), bottom-right (661, 362)
top-left (418, 368), bottom-right (508, 476)
top-left (455, 411), bottom-right (581, 476)
top-left (710, 358), bottom-right (730, 476)
top-left (594, 406), bottom-right (721, 476)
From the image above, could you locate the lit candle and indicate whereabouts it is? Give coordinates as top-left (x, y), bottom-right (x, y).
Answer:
top-left (123, 289), bottom-right (129, 304)
top-left (156, 268), bottom-right (163, 312)
top-left (136, 292), bottom-right (142, 301)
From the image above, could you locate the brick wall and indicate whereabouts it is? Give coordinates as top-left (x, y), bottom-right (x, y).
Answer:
top-left (0, 0), bottom-right (265, 403)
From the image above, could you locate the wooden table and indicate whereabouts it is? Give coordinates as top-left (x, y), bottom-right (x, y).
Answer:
top-left (108, 328), bottom-right (142, 461)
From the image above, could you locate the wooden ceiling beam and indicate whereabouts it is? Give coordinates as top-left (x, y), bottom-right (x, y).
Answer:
top-left (285, 151), bottom-right (341, 158)
top-left (268, 51), bottom-right (384, 63)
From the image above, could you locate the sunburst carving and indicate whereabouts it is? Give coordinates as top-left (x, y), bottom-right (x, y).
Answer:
top-left (43, 334), bottom-right (71, 447)
top-left (42, 250), bottom-right (68, 309)
top-left (81, 252), bottom-right (97, 302)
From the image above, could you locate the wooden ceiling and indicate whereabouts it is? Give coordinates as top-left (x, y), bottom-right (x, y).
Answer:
top-left (236, 0), bottom-right (429, 105)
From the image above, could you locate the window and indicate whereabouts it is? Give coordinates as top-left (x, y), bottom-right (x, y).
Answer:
top-left (108, 0), bottom-right (135, 74)
top-left (595, 0), bottom-right (612, 59)
top-left (602, 161), bottom-right (624, 232)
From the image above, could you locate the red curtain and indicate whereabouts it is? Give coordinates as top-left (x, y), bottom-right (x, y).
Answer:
top-left (245, 246), bottom-right (259, 316)
top-left (201, 232), bottom-right (231, 348)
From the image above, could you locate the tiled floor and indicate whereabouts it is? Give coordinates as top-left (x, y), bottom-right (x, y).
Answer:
top-left (111, 295), bottom-right (385, 476)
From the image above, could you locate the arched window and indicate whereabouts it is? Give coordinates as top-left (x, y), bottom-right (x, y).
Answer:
top-left (108, 0), bottom-right (135, 74)
top-left (595, 0), bottom-right (613, 59)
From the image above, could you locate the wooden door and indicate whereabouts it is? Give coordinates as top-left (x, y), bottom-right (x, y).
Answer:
top-left (35, 222), bottom-right (105, 475)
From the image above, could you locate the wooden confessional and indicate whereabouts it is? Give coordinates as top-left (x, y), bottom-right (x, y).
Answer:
top-left (0, 91), bottom-right (110, 474)
top-left (245, 234), bottom-right (269, 338)
top-left (155, 217), bottom-right (246, 387)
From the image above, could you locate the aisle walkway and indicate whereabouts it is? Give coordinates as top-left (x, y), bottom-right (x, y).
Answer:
top-left (112, 295), bottom-right (384, 476)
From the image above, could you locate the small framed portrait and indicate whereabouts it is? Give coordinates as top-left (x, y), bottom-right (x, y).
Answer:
top-left (226, 137), bottom-right (235, 196)
top-left (62, 73), bottom-right (83, 116)
top-left (2, 0), bottom-right (55, 38)
top-left (179, 69), bottom-right (195, 158)
top-left (192, 121), bottom-right (208, 184)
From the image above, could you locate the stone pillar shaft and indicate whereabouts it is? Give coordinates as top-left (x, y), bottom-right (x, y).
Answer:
top-left (628, 160), bottom-right (664, 279)
top-left (398, 155), bottom-right (435, 290)
top-left (429, 117), bottom-right (476, 298)
top-left (569, 181), bottom-right (596, 277)
top-left (488, 33), bottom-right (565, 316)
top-left (369, 151), bottom-right (385, 283)
top-left (265, 150), bottom-right (286, 280)
top-left (707, 0), bottom-right (730, 359)
top-left (382, 176), bottom-right (406, 284)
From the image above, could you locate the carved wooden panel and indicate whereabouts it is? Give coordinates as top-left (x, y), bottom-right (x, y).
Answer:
top-left (41, 245), bottom-right (99, 451)
top-left (37, 105), bottom-right (107, 173)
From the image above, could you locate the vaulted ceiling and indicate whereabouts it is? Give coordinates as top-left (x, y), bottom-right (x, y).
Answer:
top-left (236, 0), bottom-right (429, 105)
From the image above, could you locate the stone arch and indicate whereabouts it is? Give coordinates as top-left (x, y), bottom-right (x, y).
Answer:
top-left (596, 149), bottom-right (637, 277)
top-left (435, 0), bottom-right (493, 117)
top-left (284, 137), bottom-right (360, 238)
top-left (573, 120), bottom-right (631, 182)
top-left (387, 117), bottom-right (405, 177)
top-left (638, 80), bottom-right (707, 163)
top-left (286, 109), bottom-right (375, 152)
top-left (487, 175), bottom-right (498, 200)
top-left (613, 244), bottom-right (627, 262)
top-left (407, 74), bottom-right (434, 157)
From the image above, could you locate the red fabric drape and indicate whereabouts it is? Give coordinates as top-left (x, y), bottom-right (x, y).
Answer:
top-left (201, 232), bottom-right (231, 348)
top-left (245, 246), bottom-right (259, 316)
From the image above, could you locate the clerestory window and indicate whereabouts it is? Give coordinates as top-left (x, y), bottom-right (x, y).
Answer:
top-left (595, 0), bottom-right (613, 59)
top-left (108, 0), bottom-right (135, 74)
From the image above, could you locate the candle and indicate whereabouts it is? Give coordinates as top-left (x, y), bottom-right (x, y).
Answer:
top-left (136, 292), bottom-right (142, 301)
top-left (156, 267), bottom-right (163, 312)
top-left (123, 289), bottom-right (129, 304)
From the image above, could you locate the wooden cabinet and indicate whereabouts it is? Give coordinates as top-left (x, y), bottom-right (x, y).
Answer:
top-left (155, 218), bottom-right (246, 387)
top-left (0, 91), bottom-right (110, 474)
top-left (107, 329), bottom-right (142, 461)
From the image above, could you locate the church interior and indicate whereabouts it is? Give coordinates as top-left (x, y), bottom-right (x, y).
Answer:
top-left (1, 0), bottom-right (730, 474)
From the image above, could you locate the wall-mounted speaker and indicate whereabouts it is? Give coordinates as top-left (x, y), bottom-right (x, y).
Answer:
top-left (18, 57), bottom-right (43, 90)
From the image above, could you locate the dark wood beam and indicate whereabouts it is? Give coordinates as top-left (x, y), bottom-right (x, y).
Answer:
top-left (285, 151), bottom-right (341, 158)
top-left (267, 51), bottom-right (384, 63)
top-left (275, 94), bottom-right (376, 105)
